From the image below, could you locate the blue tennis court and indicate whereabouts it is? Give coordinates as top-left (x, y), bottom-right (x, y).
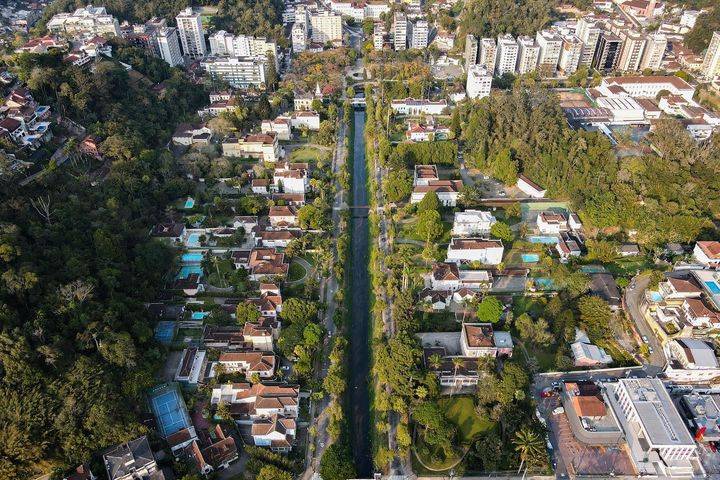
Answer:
top-left (149, 385), bottom-right (191, 437)
top-left (154, 321), bottom-right (176, 345)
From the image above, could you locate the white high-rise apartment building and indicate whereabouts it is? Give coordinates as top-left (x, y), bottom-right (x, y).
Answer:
top-left (495, 34), bottom-right (518, 76)
top-left (466, 65), bottom-right (492, 99)
top-left (618, 29), bottom-right (646, 71)
top-left (516, 35), bottom-right (539, 74)
top-left (559, 35), bottom-right (583, 74)
top-left (374, 23), bottom-right (386, 50)
top-left (640, 33), bottom-right (667, 70)
top-left (47, 5), bottom-right (121, 37)
top-left (156, 27), bottom-right (183, 67)
top-left (479, 38), bottom-right (497, 72)
top-left (291, 23), bottom-right (307, 53)
top-left (209, 31), bottom-right (278, 64)
top-left (701, 31), bottom-right (720, 80)
top-left (295, 4), bottom-right (309, 31)
top-left (176, 7), bottom-right (206, 58)
top-left (464, 34), bottom-right (479, 70)
top-left (536, 30), bottom-right (563, 75)
top-left (410, 20), bottom-right (429, 49)
top-left (393, 12), bottom-right (408, 51)
top-left (201, 57), bottom-right (267, 88)
top-left (310, 11), bottom-right (343, 44)
top-left (576, 17), bottom-right (601, 67)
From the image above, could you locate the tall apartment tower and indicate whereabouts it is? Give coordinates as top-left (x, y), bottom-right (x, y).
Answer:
top-left (310, 11), bottom-right (343, 44)
top-left (466, 65), bottom-right (492, 99)
top-left (639, 33), bottom-right (667, 70)
top-left (495, 34), bottom-right (518, 76)
top-left (559, 35), bottom-right (583, 74)
top-left (410, 20), bottom-right (429, 49)
top-left (478, 37), bottom-right (497, 72)
top-left (175, 7), bottom-right (206, 58)
top-left (393, 12), bottom-right (408, 51)
top-left (592, 32), bottom-right (623, 72)
top-left (618, 29), bottom-right (646, 71)
top-left (575, 17), bottom-right (601, 67)
top-left (291, 22), bottom-right (307, 53)
top-left (536, 30), bottom-right (563, 75)
top-left (516, 35), bottom-right (540, 74)
top-left (464, 34), bottom-right (479, 70)
top-left (156, 27), bottom-right (183, 66)
top-left (373, 23), bottom-right (386, 51)
top-left (701, 31), bottom-right (720, 80)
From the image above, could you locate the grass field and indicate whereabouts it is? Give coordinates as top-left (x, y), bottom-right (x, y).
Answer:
top-left (288, 260), bottom-right (307, 282)
top-left (206, 258), bottom-right (234, 288)
top-left (289, 146), bottom-right (329, 164)
top-left (439, 396), bottom-right (494, 443)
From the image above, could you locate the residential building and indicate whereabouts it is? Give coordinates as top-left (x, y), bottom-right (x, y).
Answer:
top-left (390, 98), bottom-right (447, 115)
top-left (222, 133), bottom-right (281, 163)
top-left (104, 436), bottom-right (161, 480)
top-left (185, 425), bottom-right (239, 473)
top-left (413, 164), bottom-right (439, 186)
top-left (592, 33), bottom-right (623, 72)
top-left (446, 238), bottom-right (504, 265)
top-left (329, 0), bottom-right (365, 21)
top-left (208, 31), bottom-right (278, 63)
top-left (536, 211), bottom-right (571, 234)
top-left (310, 11), bottom-right (343, 44)
top-left (681, 393), bottom-right (720, 443)
top-left (269, 205), bottom-right (299, 228)
top-left (640, 33), bottom-right (667, 70)
top-left (461, 322), bottom-right (514, 357)
top-left (434, 31), bottom-right (455, 52)
top-left (466, 65), bottom-right (492, 99)
top-left (429, 262), bottom-right (492, 291)
top-left (410, 20), bottom-right (429, 49)
top-left (600, 76), bottom-right (695, 102)
top-left (365, 1), bottom-right (390, 19)
top-left (201, 57), bottom-right (267, 88)
top-left (701, 31), bottom-right (720, 80)
top-left (203, 323), bottom-right (276, 351)
top-left (452, 210), bottom-right (496, 236)
top-left (247, 248), bottom-right (289, 280)
top-left (290, 110), bottom-right (321, 130)
top-left (393, 12), bottom-right (408, 51)
top-left (172, 123), bottom-right (212, 145)
top-left (496, 34), bottom-right (518, 76)
top-left (464, 34), bottom-right (479, 70)
top-left (665, 338), bottom-right (720, 382)
top-left (405, 122), bottom-right (450, 141)
top-left (517, 174), bottom-right (546, 198)
top-left (556, 232), bottom-right (583, 261)
top-left (175, 347), bottom-right (207, 385)
top-left (603, 378), bottom-right (701, 477)
top-left (559, 35), bottom-right (583, 74)
top-left (216, 351), bottom-right (276, 378)
top-left (373, 23), bottom-right (386, 50)
top-left (175, 7), bottom-right (206, 58)
top-left (151, 222), bottom-right (186, 243)
top-left (250, 414), bottom-right (297, 452)
top-left (478, 37), bottom-right (497, 72)
top-left (47, 5), bottom-right (121, 37)
top-left (411, 180), bottom-right (463, 206)
top-left (536, 30), bottom-right (562, 75)
top-left (681, 10), bottom-right (701, 29)
top-left (422, 347), bottom-right (480, 387)
top-left (156, 27), bottom-right (183, 66)
top-left (274, 163), bottom-right (309, 194)
top-left (291, 23), bottom-right (307, 53)
top-left (575, 16), bottom-right (601, 67)
top-left (618, 30), bottom-right (646, 72)
top-left (694, 241), bottom-right (720, 266)
top-left (589, 273), bottom-right (621, 310)
top-left (261, 117), bottom-right (292, 141)
top-left (516, 36), bottom-right (540, 75)
top-left (15, 35), bottom-right (67, 54)
top-left (571, 329), bottom-right (612, 366)
top-left (63, 464), bottom-right (96, 480)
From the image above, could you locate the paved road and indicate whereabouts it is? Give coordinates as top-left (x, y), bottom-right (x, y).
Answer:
top-left (624, 274), bottom-right (667, 370)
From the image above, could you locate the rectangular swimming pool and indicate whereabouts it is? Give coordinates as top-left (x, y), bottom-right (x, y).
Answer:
top-left (521, 253), bottom-right (540, 263)
top-left (705, 281), bottom-right (720, 295)
top-left (185, 233), bottom-right (201, 247)
top-left (648, 291), bottom-right (663, 302)
top-left (527, 235), bottom-right (558, 244)
top-left (177, 265), bottom-right (203, 279)
top-left (182, 252), bottom-right (204, 263)
top-left (190, 311), bottom-right (209, 320)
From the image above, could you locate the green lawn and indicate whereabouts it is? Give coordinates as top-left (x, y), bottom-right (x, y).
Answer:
top-left (439, 396), bottom-right (494, 443)
top-left (289, 146), bottom-right (329, 164)
top-left (288, 260), bottom-right (307, 282)
top-left (206, 258), bottom-right (234, 288)
top-left (416, 310), bottom-right (460, 332)
top-left (398, 218), bottom-right (452, 244)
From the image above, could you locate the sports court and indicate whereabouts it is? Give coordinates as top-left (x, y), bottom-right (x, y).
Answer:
top-left (149, 383), bottom-right (191, 437)
top-left (154, 321), bottom-right (176, 345)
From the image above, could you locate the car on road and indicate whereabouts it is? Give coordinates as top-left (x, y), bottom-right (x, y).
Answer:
top-left (648, 346), bottom-right (654, 354)
top-left (552, 406), bottom-right (565, 415)
top-left (642, 335), bottom-right (649, 344)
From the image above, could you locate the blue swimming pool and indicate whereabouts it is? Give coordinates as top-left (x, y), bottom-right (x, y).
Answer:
top-left (521, 253), bottom-right (540, 263)
top-left (528, 235), bottom-right (558, 244)
top-left (534, 277), bottom-right (556, 290)
top-left (186, 233), bottom-right (201, 247)
top-left (177, 265), bottom-right (203, 279)
top-left (190, 311), bottom-right (209, 320)
top-left (184, 197), bottom-right (195, 209)
top-left (649, 291), bottom-right (663, 302)
top-left (705, 281), bottom-right (720, 295)
top-left (182, 252), bottom-right (204, 263)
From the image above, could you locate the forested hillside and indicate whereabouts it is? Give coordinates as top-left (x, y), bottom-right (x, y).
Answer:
top-left (459, 88), bottom-right (720, 246)
top-left (0, 52), bottom-right (204, 479)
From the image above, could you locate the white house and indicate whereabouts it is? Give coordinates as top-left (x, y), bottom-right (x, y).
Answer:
top-left (461, 322), bottom-right (514, 357)
top-left (419, 288), bottom-right (452, 310)
top-left (517, 174), bottom-right (546, 198)
top-left (174, 347), bottom-right (206, 385)
top-left (452, 210), bottom-right (496, 236)
top-left (216, 351), bottom-right (276, 378)
top-left (665, 338), bottom-right (720, 382)
top-left (429, 262), bottom-right (492, 291)
top-left (411, 180), bottom-right (463, 206)
top-left (390, 98), bottom-right (448, 115)
top-left (537, 211), bottom-right (568, 234)
top-left (446, 238), bottom-right (504, 265)
top-left (261, 117), bottom-right (292, 141)
top-left (599, 75), bottom-right (696, 102)
top-left (268, 205), bottom-right (298, 228)
top-left (290, 110), bottom-right (321, 130)
top-left (413, 164), bottom-right (439, 186)
top-left (693, 241), bottom-right (720, 266)
top-left (273, 164), bottom-right (309, 194)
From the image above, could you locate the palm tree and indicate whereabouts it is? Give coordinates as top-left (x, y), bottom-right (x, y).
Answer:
top-left (513, 428), bottom-right (545, 473)
top-left (451, 357), bottom-right (464, 396)
top-left (428, 353), bottom-right (442, 371)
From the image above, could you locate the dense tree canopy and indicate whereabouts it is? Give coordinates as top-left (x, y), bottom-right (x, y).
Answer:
top-left (460, 0), bottom-right (554, 39)
top-left (685, 7), bottom-right (720, 53)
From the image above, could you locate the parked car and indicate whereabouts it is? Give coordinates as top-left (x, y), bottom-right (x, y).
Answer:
top-left (642, 335), bottom-right (649, 344)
